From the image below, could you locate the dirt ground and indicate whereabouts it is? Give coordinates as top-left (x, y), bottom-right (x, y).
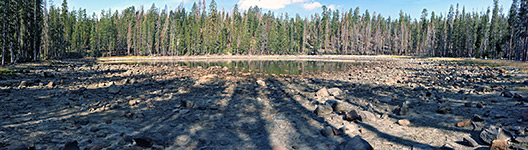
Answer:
top-left (1, 56), bottom-right (527, 150)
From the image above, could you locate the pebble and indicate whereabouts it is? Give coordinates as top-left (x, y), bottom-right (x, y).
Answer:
top-left (397, 119), bottom-right (410, 126)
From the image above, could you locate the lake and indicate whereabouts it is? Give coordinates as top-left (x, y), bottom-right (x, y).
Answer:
top-left (103, 59), bottom-right (371, 75)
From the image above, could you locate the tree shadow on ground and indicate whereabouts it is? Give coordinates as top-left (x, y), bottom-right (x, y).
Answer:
top-left (1, 60), bottom-right (525, 150)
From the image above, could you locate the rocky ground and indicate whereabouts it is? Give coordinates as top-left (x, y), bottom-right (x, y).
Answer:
top-left (0, 57), bottom-right (528, 150)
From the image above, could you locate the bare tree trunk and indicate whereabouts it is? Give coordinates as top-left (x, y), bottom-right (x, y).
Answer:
top-left (33, 0), bottom-right (38, 61)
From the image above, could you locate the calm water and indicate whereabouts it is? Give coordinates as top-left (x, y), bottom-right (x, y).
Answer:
top-left (107, 60), bottom-right (366, 75)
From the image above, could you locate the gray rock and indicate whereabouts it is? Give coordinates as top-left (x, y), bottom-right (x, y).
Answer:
top-left (501, 91), bottom-right (513, 98)
top-left (473, 114), bottom-right (484, 122)
top-left (174, 135), bottom-right (191, 146)
top-left (46, 81), bottom-right (56, 88)
top-left (18, 81), bottom-right (29, 88)
top-left (62, 141), bottom-right (80, 150)
top-left (321, 126), bottom-right (335, 137)
top-left (476, 86), bottom-right (491, 92)
top-left (316, 88), bottom-right (330, 97)
top-left (344, 110), bottom-right (361, 121)
top-left (463, 136), bottom-right (479, 147)
top-left (436, 103), bottom-right (451, 114)
top-left (515, 136), bottom-right (528, 143)
top-left (108, 84), bottom-right (120, 94)
top-left (358, 111), bottom-right (377, 123)
top-left (327, 88), bottom-right (343, 97)
top-left (340, 124), bottom-right (358, 135)
top-left (413, 86), bottom-right (426, 91)
top-left (441, 143), bottom-right (455, 150)
top-left (315, 104), bottom-right (333, 116)
top-left (43, 72), bottom-right (54, 78)
top-left (339, 136), bottom-right (373, 150)
top-left (379, 97), bottom-right (392, 103)
top-left (182, 100), bottom-right (195, 109)
top-left (328, 100), bottom-right (349, 113)
top-left (480, 125), bottom-right (511, 145)
top-left (397, 101), bottom-right (410, 116)
top-left (134, 137), bottom-right (153, 148)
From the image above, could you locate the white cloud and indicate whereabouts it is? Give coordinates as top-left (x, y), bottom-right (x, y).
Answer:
top-left (237, 0), bottom-right (333, 11)
top-left (328, 4), bottom-right (336, 10)
top-left (292, 0), bottom-right (307, 3)
top-left (238, 0), bottom-right (293, 10)
top-left (302, 2), bottom-right (322, 11)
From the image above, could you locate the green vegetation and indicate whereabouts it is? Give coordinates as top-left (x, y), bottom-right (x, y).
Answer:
top-left (0, 68), bottom-right (25, 75)
top-left (1, 0), bottom-right (528, 65)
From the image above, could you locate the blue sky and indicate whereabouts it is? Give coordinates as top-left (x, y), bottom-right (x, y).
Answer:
top-left (51, 0), bottom-right (513, 19)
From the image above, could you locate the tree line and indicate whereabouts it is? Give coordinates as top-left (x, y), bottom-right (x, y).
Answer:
top-left (1, 0), bottom-right (528, 65)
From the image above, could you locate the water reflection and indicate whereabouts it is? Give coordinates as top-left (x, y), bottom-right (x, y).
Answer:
top-left (106, 60), bottom-right (366, 75)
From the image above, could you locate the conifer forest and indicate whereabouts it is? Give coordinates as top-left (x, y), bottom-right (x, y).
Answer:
top-left (0, 0), bottom-right (527, 65)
